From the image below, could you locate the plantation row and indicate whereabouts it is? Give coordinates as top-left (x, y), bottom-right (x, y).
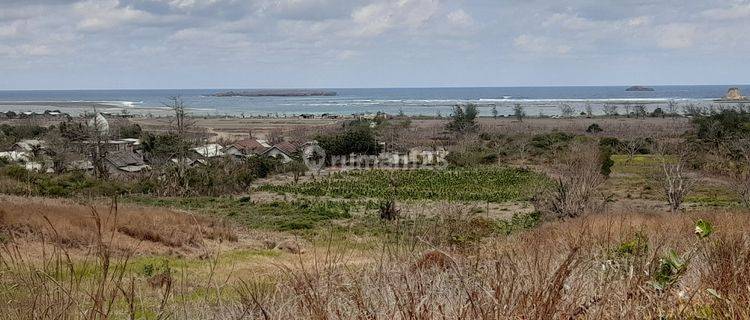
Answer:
top-left (260, 167), bottom-right (547, 203)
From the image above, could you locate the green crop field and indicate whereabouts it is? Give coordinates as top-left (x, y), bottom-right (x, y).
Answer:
top-left (260, 167), bottom-right (547, 203)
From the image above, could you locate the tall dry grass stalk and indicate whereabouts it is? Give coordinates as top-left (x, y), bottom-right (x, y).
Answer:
top-left (2, 197), bottom-right (750, 319)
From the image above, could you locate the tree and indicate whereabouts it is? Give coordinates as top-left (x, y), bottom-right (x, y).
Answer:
top-left (513, 104), bottom-right (525, 122)
top-left (667, 100), bottom-right (679, 117)
top-left (446, 104), bottom-right (479, 133)
top-left (603, 104), bottom-right (618, 117)
top-left (532, 142), bottom-right (608, 219)
top-left (728, 136), bottom-right (750, 207)
top-left (655, 142), bottom-right (698, 213)
top-left (559, 104), bottom-right (575, 118)
top-left (619, 137), bottom-right (650, 163)
top-left (165, 96), bottom-right (197, 190)
top-left (634, 105), bottom-right (647, 118)
top-left (84, 111), bottom-right (111, 179)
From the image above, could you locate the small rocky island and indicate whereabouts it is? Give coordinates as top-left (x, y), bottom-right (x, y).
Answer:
top-left (625, 86), bottom-right (655, 92)
top-left (720, 87), bottom-right (748, 101)
top-left (211, 90), bottom-right (337, 97)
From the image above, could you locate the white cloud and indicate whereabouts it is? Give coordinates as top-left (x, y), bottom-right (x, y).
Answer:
top-left (350, 0), bottom-right (440, 37)
top-left (74, 0), bottom-right (155, 32)
top-left (657, 23), bottom-right (696, 49)
top-left (447, 9), bottom-right (474, 28)
top-left (513, 34), bottom-right (571, 54)
top-left (701, 3), bottom-right (750, 20)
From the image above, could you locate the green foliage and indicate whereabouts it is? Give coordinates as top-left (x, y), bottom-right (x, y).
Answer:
top-left (0, 124), bottom-right (48, 141)
top-left (586, 123), bottom-right (603, 133)
top-left (530, 132), bottom-right (574, 153)
top-left (650, 107), bottom-right (665, 118)
top-left (126, 197), bottom-right (352, 232)
top-left (117, 123), bottom-right (142, 138)
top-left (3, 164), bottom-right (29, 181)
top-left (261, 167), bottom-right (547, 203)
top-left (694, 219), bottom-right (713, 238)
top-left (692, 109), bottom-right (750, 142)
top-left (653, 250), bottom-right (686, 290)
top-left (599, 137), bottom-right (621, 150)
top-left (495, 212), bottom-right (541, 235)
top-left (316, 125), bottom-right (381, 156)
top-left (140, 132), bottom-right (191, 161)
top-left (446, 104), bottom-right (479, 133)
top-left (445, 148), bottom-right (498, 167)
top-left (599, 145), bottom-right (615, 176)
top-left (615, 232), bottom-right (649, 256)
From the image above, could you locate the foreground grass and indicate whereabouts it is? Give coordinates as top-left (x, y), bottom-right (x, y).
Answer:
top-left (259, 167), bottom-right (547, 203)
top-left (3, 207), bottom-right (750, 319)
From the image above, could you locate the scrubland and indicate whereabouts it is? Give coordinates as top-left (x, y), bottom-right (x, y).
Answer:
top-left (1, 108), bottom-right (750, 319)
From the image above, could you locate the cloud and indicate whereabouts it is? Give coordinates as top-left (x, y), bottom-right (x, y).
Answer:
top-left (74, 0), bottom-right (156, 32)
top-left (701, 2), bottom-right (750, 20)
top-left (446, 9), bottom-right (474, 28)
top-left (513, 34), bottom-right (571, 55)
top-left (656, 23), bottom-right (696, 49)
top-left (350, 0), bottom-right (440, 37)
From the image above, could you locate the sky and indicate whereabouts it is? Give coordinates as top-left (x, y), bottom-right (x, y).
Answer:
top-left (1, 0), bottom-right (749, 90)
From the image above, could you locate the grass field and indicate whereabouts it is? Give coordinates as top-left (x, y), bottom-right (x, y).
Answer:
top-left (259, 167), bottom-right (547, 203)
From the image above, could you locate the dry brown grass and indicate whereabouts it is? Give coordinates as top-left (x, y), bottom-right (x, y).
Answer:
top-left (2, 195), bottom-right (750, 319)
top-left (0, 195), bottom-right (237, 256)
top-left (240, 208), bottom-right (750, 319)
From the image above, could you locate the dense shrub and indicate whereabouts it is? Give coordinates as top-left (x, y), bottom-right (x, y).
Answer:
top-left (446, 104), bottom-right (479, 133)
top-left (445, 149), bottom-right (498, 167)
top-left (692, 109), bottom-right (750, 142)
top-left (316, 125), bottom-right (381, 156)
top-left (586, 123), bottom-right (603, 133)
top-left (530, 132), bottom-right (574, 153)
top-left (0, 124), bottom-right (48, 141)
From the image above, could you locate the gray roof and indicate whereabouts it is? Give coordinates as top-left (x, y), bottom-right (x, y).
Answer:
top-left (106, 150), bottom-right (145, 168)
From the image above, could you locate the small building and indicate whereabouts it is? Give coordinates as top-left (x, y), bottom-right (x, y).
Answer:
top-left (192, 144), bottom-right (225, 158)
top-left (0, 151), bottom-right (30, 162)
top-left (106, 150), bottom-right (149, 173)
top-left (107, 138), bottom-right (141, 152)
top-left (13, 139), bottom-right (46, 153)
top-left (261, 146), bottom-right (293, 163)
top-left (225, 138), bottom-right (271, 157)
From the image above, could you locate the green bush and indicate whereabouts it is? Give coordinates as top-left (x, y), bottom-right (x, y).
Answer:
top-left (316, 125), bottom-right (381, 156)
top-left (586, 123), bottom-right (603, 133)
top-left (530, 132), bottom-right (574, 153)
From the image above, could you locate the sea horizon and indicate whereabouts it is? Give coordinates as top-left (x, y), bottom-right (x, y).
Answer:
top-left (0, 85), bottom-right (747, 117)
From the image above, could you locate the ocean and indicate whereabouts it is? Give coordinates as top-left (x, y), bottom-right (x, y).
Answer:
top-left (0, 85), bottom-right (748, 117)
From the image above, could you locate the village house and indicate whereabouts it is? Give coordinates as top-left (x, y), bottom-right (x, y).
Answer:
top-left (225, 138), bottom-right (271, 157)
top-left (192, 144), bottom-right (225, 158)
top-left (105, 150), bottom-right (149, 173)
top-left (13, 139), bottom-right (46, 153)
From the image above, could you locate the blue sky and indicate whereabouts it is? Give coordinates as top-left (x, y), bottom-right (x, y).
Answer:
top-left (1, 0), bottom-right (749, 89)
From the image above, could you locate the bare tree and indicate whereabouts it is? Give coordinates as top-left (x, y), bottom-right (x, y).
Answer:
top-left (618, 137), bottom-right (649, 163)
top-left (603, 104), bottom-right (618, 117)
top-left (655, 141), bottom-right (699, 213)
top-left (165, 96), bottom-right (196, 190)
top-left (623, 105), bottom-right (633, 118)
top-left (633, 105), bottom-right (647, 118)
top-left (559, 104), bottom-right (575, 118)
top-left (513, 104), bottom-right (526, 122)
top-left (666, 100), bottom-right (679, 117)
top-left (533, 143), bottom-right (608, 219)
top-left (727, 136), bottom-right (750, 207)
top-left (84, 110), bottom-right (111, 179)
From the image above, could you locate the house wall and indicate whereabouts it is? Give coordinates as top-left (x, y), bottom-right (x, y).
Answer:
top-left (265, 148), bottom-right (292, 163)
